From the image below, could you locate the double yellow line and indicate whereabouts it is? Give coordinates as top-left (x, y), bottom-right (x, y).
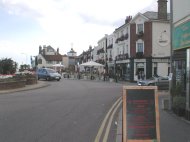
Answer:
top-left (94, 97), bottom-right (122, 142)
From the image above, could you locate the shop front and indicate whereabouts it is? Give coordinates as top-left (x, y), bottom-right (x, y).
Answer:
top-left (173, 19), bottom-right (190, 120)
top-left (116, 60), bottom-right (130, 81)
top-left (134, 59), bottom-right (146, 81)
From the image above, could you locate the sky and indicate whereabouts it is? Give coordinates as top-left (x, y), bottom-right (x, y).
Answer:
top-left (0, 0), bottom-right (169, 66)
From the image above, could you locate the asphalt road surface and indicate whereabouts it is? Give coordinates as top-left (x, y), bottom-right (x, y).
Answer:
top-left (0, 79), bottom-right (123, 142)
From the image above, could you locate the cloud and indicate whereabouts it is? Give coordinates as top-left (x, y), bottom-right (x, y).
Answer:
top-left (0, 40), bottom-right (32, 65)
top-left (0, 0), bottom-right (162, 66)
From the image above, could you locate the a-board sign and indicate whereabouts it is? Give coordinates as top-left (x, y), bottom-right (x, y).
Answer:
top-left (122, 86), bottom-right (160, 142)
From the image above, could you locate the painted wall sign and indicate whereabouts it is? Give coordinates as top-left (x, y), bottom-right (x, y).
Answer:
top-left (173, 20), bottom-right (190, 50)
top-left (122, 86), bottom-right (160, 142)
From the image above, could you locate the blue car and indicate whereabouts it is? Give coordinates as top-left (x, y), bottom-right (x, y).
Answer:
top-left (37, 68), bottom-right (61, 81)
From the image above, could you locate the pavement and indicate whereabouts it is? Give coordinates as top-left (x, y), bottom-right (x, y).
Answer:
top-left (115, 91), bottom-right (190, 142)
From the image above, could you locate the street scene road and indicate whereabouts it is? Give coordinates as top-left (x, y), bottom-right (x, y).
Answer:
top-left (0, 79), bottom-right (123, 142)
top-left (0, 79), bottom-right (190, 142)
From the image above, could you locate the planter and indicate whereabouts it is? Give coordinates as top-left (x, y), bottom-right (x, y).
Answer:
top-left (172, 96), bottom-right (186, 117)
top-left (26, 78), bottom-right (37, 85)
top-left (173, 108), bottom-right (186, 117)
top-left (0, 80), bottom-right (26, 90)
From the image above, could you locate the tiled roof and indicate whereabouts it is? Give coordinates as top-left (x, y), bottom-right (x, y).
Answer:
top-left (143, 11), bottom-right (170, 20)
top-left (43, 55), bottom-right (62, 61)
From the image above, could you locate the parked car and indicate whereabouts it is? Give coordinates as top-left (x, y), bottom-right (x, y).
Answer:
top-left (37, 68), bottom-right (61, 81)
top-left (137, 76), bottom-right (169, 86)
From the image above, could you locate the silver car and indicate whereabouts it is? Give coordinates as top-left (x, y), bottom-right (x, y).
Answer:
top-left (137, 76), bottom-right (169, 86)
top-left (37, 68), bottom-right (61, 81)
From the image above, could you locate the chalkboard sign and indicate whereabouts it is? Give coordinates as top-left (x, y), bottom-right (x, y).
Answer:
top-left (122, 86), bottom-right (160, 142)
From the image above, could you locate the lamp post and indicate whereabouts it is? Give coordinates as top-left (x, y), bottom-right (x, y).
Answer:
top-left (114, 59), bottom-right (117, 82)
top-left (169, 0), bottom-right (174, 110)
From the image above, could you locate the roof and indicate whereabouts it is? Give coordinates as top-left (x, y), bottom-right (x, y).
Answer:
top-left (143, 11), bottom-right (170, 20)
top-left (43, 55), bottom-right (62, 61)
top-left (63, 54), bottom-right (67, 57)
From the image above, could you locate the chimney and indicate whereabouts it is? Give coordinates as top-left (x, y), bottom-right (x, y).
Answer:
top-left (158, 0), bottom-right (168, 20)
top-left (57, 48), bottom-right (59, 54)
top-left (125, 16), bottom-right (129, 23)
top-left (125, 16), bottom-right (132, 24)
top-left (39, 46), bottom-right (42, 54)
top-left (89, 45), bottom-right (92, 50)
top-left (43, 49), bottom-right (45, 55)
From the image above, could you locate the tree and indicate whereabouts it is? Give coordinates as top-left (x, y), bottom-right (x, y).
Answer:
top-left (0, 58), bottom-right (17, 74)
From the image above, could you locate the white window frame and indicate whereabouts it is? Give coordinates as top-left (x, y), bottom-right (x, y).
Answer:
top-left (126, 44), bottom-right (128, 53)
top-left (136, 23), bottom-right (144, 34)
top-left (123, 45), bottom-right (125, 54)
top-left (117, 48), bottom-right (119, 55)
top-left (136, 40), bottom-right (144, 53)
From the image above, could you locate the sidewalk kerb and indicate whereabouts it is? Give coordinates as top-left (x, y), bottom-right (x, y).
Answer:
top-left (0, 81), bottom-right (50, 94)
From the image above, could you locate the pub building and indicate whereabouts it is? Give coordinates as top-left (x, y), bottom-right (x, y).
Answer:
top-left (129, 7), bottom-right (171, 82)
top-left (172, 0), bottom-right (190, 120)
top-left (114, 0), bottom-right (171, 82)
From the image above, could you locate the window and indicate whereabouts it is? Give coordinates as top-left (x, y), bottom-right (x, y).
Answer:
top-left (121, 30), bottom-right (124, 37)
top-left (38, 59), bottom-right (42, 64)
top-left (47, 48), bottom-right (54, 52)
top-left (136, 43), bottom-right (144, 53)
top-left (137, 24), bottom-right (143, 33)
top-left (47, 61), bottom-right (53, 64)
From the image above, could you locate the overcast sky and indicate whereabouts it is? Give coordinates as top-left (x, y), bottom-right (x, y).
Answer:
top-left (0, 0), bottom-right (170, 66)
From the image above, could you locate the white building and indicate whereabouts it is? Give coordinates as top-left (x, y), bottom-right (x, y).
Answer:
top-left (37, 45), bottom-right (63, 68)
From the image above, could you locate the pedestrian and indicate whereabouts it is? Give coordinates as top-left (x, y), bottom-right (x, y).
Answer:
top-left (142, 71), bottom-right (145, 80)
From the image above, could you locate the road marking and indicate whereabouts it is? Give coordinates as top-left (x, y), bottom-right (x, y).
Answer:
top-left (103, 99), bottom-right (122, 142)
top-left (94, 97), bottom-right (121, 142)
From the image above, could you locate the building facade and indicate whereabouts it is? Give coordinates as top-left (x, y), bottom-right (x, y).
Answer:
top-left (114, 16), bottom-right (131, 81)
top-left (78, 0), bottom-right (170, 82)
top-left (130, 10), bottom-right (170, 81)
top-left (96, 35), bottom-right (108, 73)
top-left (106, 33), bottom-right (114, 74)
top-left (37, 45), bottom-right (63, 68)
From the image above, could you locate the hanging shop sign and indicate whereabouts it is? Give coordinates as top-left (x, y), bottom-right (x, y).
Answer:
top-left (173, 20), bottom-right (190, 50)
